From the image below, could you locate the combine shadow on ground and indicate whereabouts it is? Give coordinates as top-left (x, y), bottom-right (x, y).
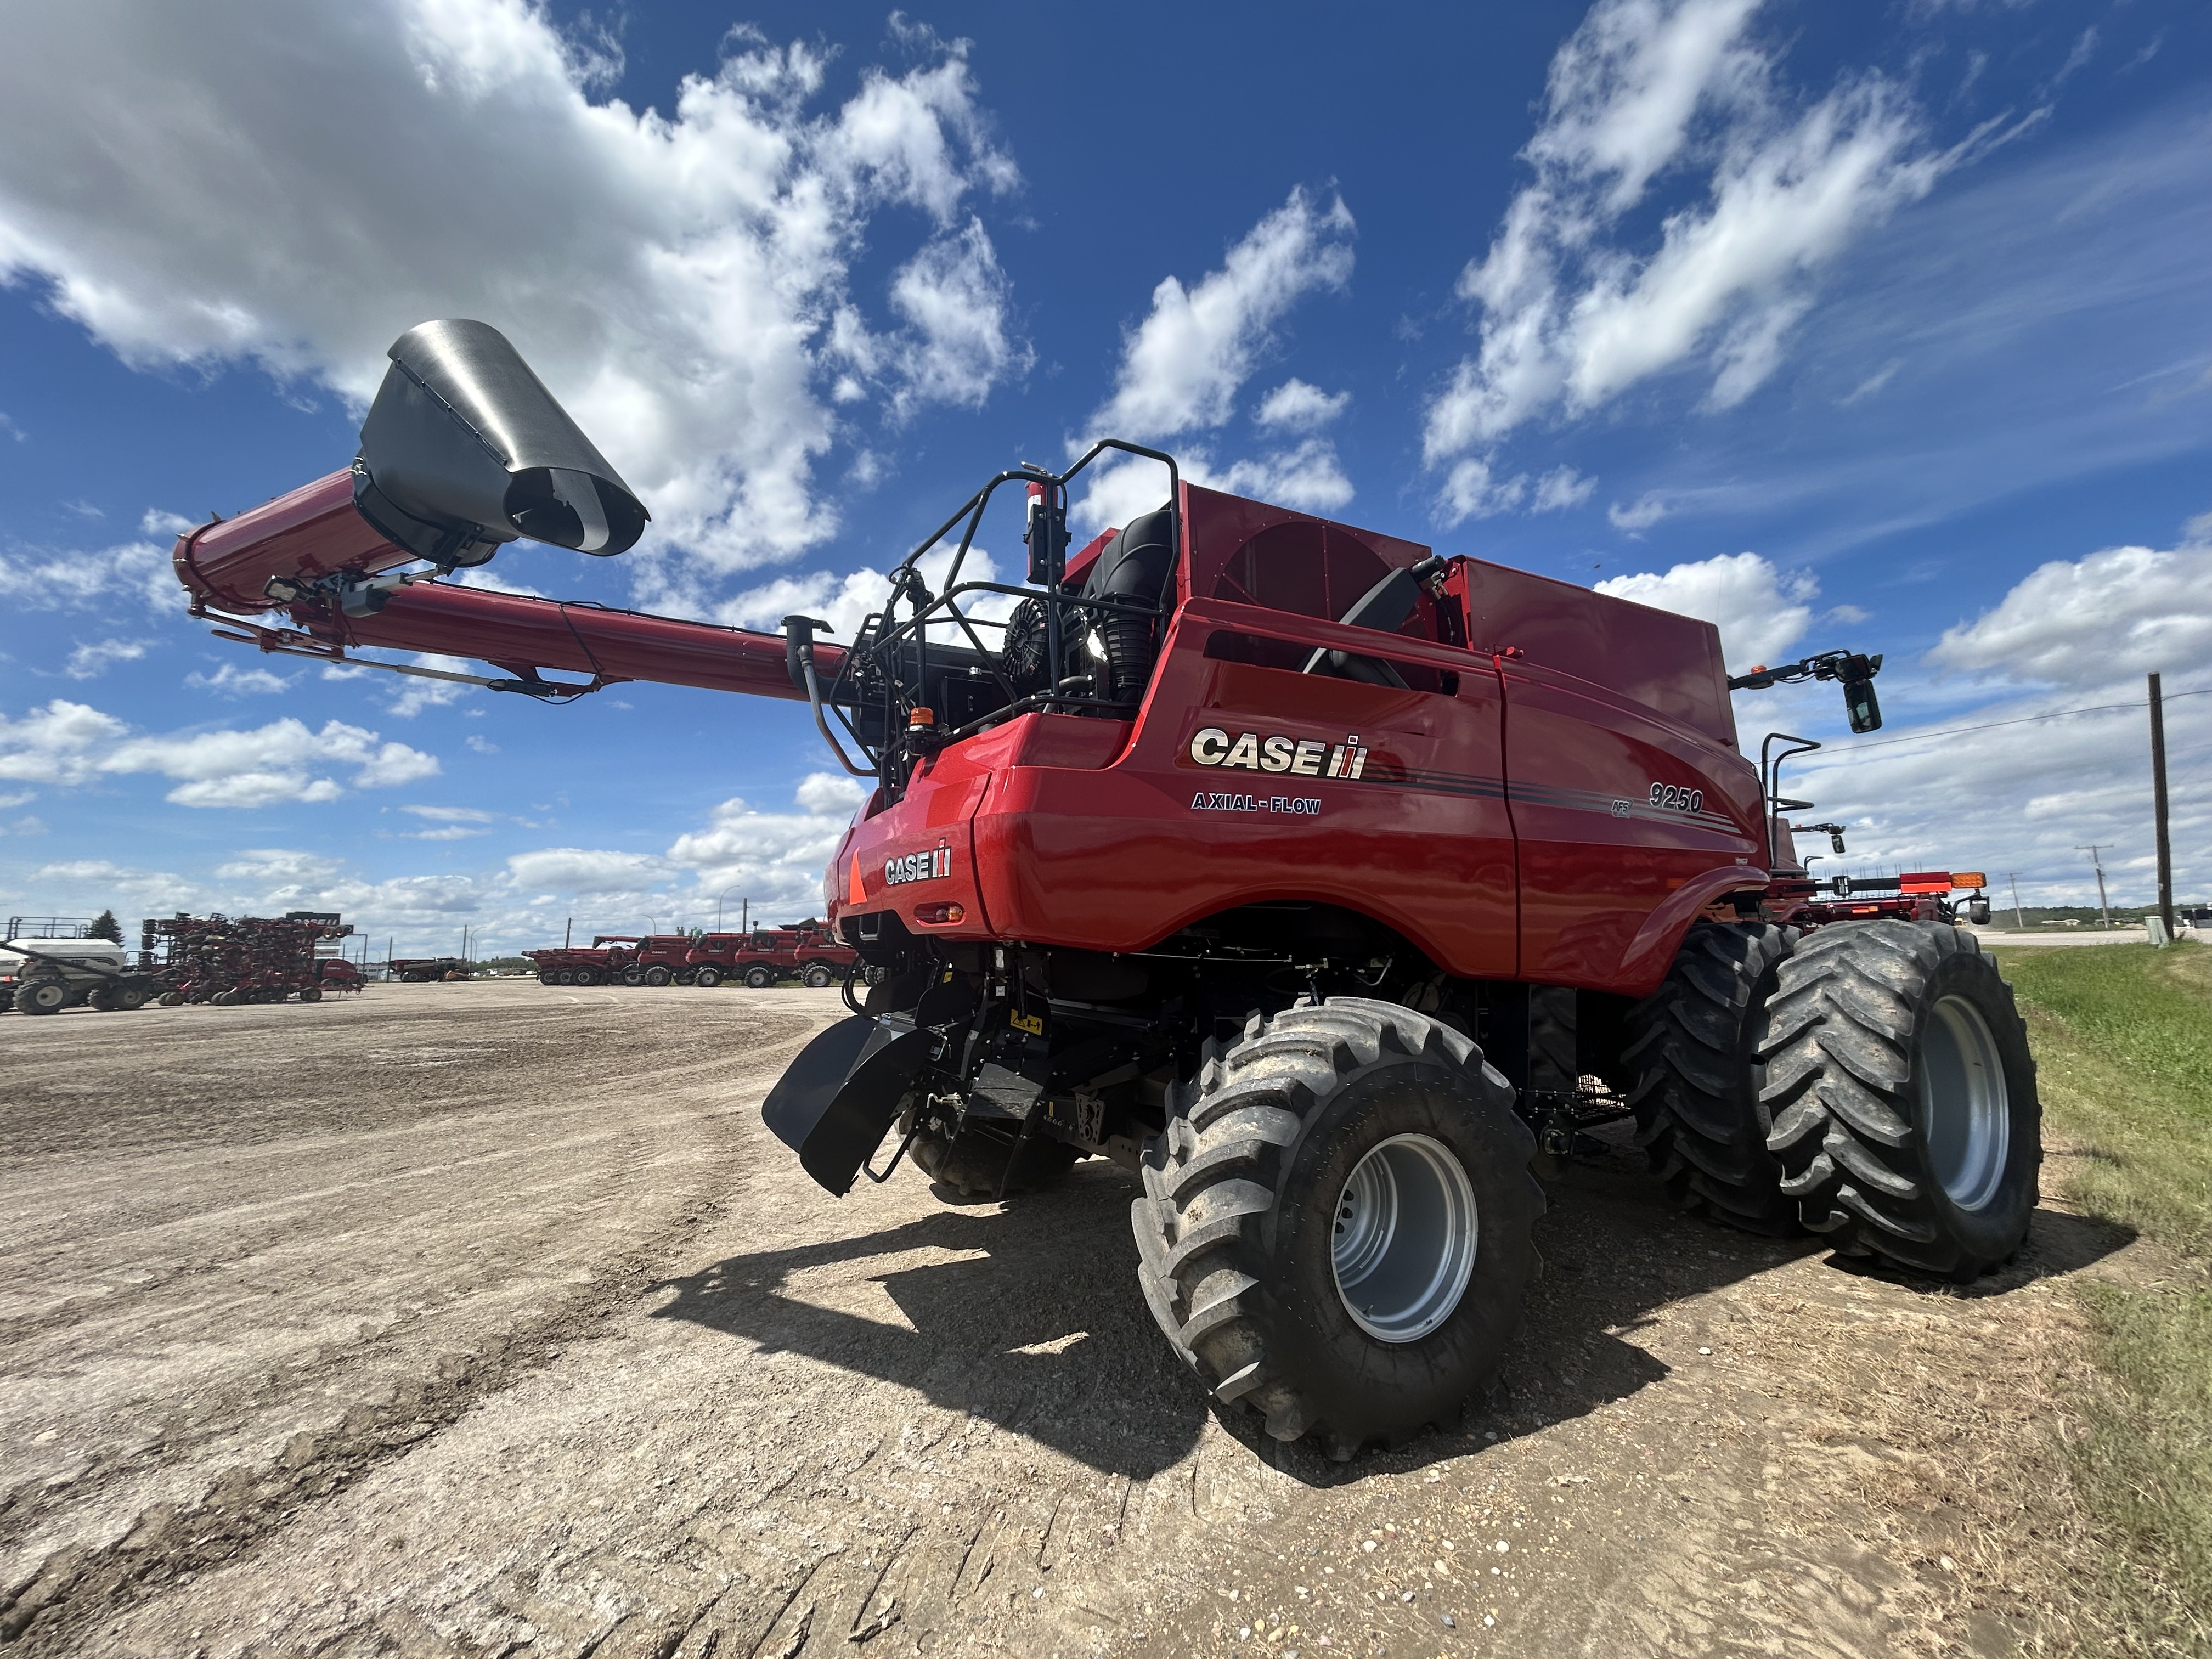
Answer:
top-left (649, 1132), bottom-right (2130, 1483)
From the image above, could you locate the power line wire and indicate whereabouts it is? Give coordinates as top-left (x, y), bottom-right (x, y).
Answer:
top-left (1811, 687), bottom-right (2212, 756)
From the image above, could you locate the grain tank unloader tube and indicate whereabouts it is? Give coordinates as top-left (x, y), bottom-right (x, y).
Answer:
top-left (175, 319), bottom-right (2044, 1459)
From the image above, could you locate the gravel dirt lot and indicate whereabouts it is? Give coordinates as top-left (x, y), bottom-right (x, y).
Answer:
top-left (0, 981), bottom-right (2140, 1657)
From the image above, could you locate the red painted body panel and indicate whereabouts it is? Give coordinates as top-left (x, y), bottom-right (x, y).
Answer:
top-left (175, 470), bottom-right (414, 612)
top-left (1499, 659), bottom-right (1762, 986)
top-left (315, 583), bottom-right (823, 703)
top-left (822, 484), bottom-right (1763, 997)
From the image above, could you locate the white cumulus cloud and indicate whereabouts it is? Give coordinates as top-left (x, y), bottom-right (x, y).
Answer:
top-left (1420, 0), bottom-right (2018, 521)
top-left (1928, 535), bottom-right (2212, 690)
top-left (186, 662), bottom-right (297, 696)
top-left (1253, 379), bottom-right (1350, 432)
top-left (1595, 549), bottom-right (1815, 670)
top-left (0, 698), bottom-right (438, 806)
top-left (1087, 188), bottom-right (1354, 441)
top-left (0, 0), bottom-right (1025, 602)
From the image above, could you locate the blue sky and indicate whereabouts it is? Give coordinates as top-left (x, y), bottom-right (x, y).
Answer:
top-left (2, 0), bottom-right (2207, 953)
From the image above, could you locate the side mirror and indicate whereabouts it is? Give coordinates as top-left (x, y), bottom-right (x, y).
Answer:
top-left (353, 319), bottom-right (648, 566)
top-left (1841, 666), bottom-right (1882, 733)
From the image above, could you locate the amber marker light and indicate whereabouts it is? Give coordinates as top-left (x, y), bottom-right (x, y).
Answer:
top-left (915, 902), bottom-right (965, 925)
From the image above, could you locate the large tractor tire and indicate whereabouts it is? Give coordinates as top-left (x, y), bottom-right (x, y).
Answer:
top-left (1133, 998), bottom-right (1544, 1459)
top-left (692, 966), bottom-right (723, 989)
top-left (644, 966), bottom-right (673, 987)
top-left (743, 966), bottom-right (775, 989)
top-left (19, 977), bottom-right (70, 1015)
top-left (1624, 922), bottom-right (1801, 1234)
top-left (803, 964), bottom-right (836, 989)
top-left (620, 967), bottom-right (644, 987)
top-left (573, 967), bottom-right (600, 986)
top-left (538, 972), bottom-right (557, 985)
top-left (298, 984), bottom-right (323, 1003)
top-left (1760, 921), bottom-right (2041, 1280)
top-left (912, 1118), bottom-right (1081, 1200)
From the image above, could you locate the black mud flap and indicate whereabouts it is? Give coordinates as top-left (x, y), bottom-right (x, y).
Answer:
top-left (763, 1015), bottom-right (936, 1196)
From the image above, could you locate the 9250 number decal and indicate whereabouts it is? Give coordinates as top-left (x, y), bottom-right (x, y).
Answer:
top-left (1649, 782), bottom-right (1705, 814)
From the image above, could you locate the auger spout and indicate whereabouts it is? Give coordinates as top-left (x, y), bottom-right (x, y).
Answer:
top-left (172, 323), bottom-right (843, 705)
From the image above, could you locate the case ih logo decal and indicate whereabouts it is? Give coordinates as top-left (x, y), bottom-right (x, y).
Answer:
top-left (884, 841), bottom-right (953, 885)
top-left (1188, 727), bottom-right (1369, 779)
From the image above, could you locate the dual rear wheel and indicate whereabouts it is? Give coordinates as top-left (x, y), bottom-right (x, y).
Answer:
top-left (1628, 919), bottom-right (2039, 1279)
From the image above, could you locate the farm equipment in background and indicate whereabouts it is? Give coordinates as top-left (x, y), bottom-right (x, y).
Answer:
top-left (685, 922), bottom-right (859, 988)
top-left (388, 957), bottom-right (472, 983)
top-left (1770, 865), bottom-right (1996, 928)
top-left (622, 934), bottom-right (708, 986)
top-left (524, 935), bottom-right (639, 985)
top-left (2, 918), bottom-right (159, 1014)
top-left (140, 912), bottom-right (359, 1004)
top-left (175, 317), bottom-right (2045, 1460)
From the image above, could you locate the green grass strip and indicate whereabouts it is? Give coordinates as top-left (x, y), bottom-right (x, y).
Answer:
top-left (1994, 941), bottom-right (2212, 1654)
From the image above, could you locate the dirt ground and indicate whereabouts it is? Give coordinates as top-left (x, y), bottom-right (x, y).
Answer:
top-left (0, 981), bottom-right (2137, 1658)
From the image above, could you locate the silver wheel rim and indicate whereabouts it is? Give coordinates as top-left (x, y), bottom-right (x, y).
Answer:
top-left (1330, 1132), bottom-right (1478, 1342)
top-left (1919, 993), bottom-right (2010, 1211)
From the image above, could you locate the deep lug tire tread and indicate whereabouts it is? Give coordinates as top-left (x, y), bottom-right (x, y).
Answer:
top-left (1623, 922), bottom-right (1801, 1235)
top-left (1131, 997), bottom-right (1544, 1458)
top-left (1758, 920), bottom-right (2041, 1280)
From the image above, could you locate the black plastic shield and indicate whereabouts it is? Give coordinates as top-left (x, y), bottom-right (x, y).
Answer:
top-left (763, 1015), bottom-right (936, 1196)
top-left (354, 319), bottom-right (648, 565)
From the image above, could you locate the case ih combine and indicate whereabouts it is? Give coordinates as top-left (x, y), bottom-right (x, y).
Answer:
top-left (525, 925), bottom-right (856, 988)
top-left (524, 934), bottom-right (639, 985)
top-left (682, 923), bottom-right (857, 988)
top-left (172, 320), bottom-right (2040, 1457)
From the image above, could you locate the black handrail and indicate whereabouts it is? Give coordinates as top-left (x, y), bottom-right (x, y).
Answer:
top-left (816, 440), bottom-right (1182, 787)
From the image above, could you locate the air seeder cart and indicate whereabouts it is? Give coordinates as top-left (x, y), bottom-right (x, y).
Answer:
top-left (2, 918), bottom-right (157, 1014)
top-left (172, 319), bottom-right (2042, 1458)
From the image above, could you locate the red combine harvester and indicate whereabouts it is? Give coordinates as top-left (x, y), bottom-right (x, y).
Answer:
top-left (686, 922), bottom-right (858, 988)
top-left (623, 934), bottom-right (708, 986)
top-left (173, 320), bottom-right (2041, 1457)
top-left (524, 934), bottom-right (639, 985)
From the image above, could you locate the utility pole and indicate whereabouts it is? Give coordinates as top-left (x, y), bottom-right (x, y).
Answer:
top-left (2007, 872), bottom-right (2026, 931)
top-left (742, 898), bottom-right (749, 933)
top-left (565, 916), bottom-right (573, 949)
top-left (2076, 844), bottom-right (2112, 929)
top-left (2150, 672), bottom-right (2175, 936)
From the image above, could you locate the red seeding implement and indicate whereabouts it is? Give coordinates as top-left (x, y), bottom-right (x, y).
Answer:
top-left (139, 912), bottom-right (358, 1005)
top-left (176, 319), bottom-right (2042, 1458)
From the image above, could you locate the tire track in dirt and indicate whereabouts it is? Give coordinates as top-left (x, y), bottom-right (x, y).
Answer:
top-left (0, 985), bottom-right (839, 1653)
top-left (0, 984), bottom-right (2145, 1657)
